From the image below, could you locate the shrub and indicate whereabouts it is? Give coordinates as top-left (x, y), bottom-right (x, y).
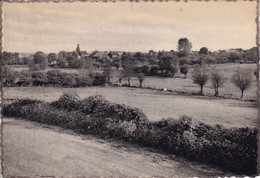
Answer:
top-left (31, 72), bottom-right (47, 86)
top-left (90, 73), bottom-right (107, 86)
top-left (180, 64), bottom-right (189, 78)
top-left (17, 70), bottom-right (32, 86)
top-left (46, 70), bottom-right (62, 86)
top-left (148, 65), bottom-right (160, 76)
top-left (3, 97), bottom-right (257, 175)
top-left (58, 72), bottom-right (77, 87)
top-left (50, 92), bottom-right (80, 111)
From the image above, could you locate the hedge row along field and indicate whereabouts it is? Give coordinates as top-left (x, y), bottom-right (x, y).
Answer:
top-left (2, 69), bottom-right (107, 87)
top-left (2, 93), bottom-right (257, 175)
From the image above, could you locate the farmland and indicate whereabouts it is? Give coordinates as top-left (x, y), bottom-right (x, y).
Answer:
top-left (115, 63), bottom-right (258, 100)
top-left (8, 63), bottom-right (258, 100)
top-left (3, 86), bottom-right (257, 128)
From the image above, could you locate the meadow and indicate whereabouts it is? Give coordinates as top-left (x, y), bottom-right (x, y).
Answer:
top-left (3, 86), bottom-right (257, 128)
top-left (117, 63), bottom-right (258, 100)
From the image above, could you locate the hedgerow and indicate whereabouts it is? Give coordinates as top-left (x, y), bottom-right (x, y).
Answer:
top-left (2, 94), bottom-right (257, 175)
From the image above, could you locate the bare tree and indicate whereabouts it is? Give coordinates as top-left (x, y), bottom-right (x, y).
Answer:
top-left (191, 65), bottom-right (210, 95)
top-left (137, 73), bottom-right (145, 88)
top-left (231, 68), bottom-right (252, 98)
top-left (211, 70), bottom-right (226, 96)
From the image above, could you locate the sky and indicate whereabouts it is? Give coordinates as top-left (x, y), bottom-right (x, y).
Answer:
top-left (2, 1), bottom-right (257, 53)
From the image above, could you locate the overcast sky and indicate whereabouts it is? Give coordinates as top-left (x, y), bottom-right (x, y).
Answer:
top-left (2, 1), bottom-right (257, 53)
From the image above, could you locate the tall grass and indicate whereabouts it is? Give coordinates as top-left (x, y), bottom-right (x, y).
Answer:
top-left (2, 93), bottom-right (257, 175)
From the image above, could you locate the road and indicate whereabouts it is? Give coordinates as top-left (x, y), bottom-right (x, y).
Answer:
top-left (2, 118), bottom-right (234, 177)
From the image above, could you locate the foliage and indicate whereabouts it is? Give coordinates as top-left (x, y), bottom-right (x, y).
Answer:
top-left (177, 38), bottom-right (192, 57)
top-left (179, 57), bottom-right (189, 65)
top-left (30, 51), bottom-right (48, 70)
top-left (180, 64), bottom-right (189, 78)
top-left (191, 65), bottom-right (210, 95)
top-left (211, 70), bottom-right (226, 96)
top-left (31, 72), bottom-right (47, 86)
top-left (3, 97), bottom-right (257, 175)
top-left (199, 47), bottom-right (208, 55)
top-left (137, 73), bottom-right (145, 88)
top-left (231, 68), bottom-right (252, 98)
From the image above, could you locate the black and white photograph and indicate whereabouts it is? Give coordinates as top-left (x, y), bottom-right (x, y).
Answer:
top-left (1, 1), bottom-right (259, 177)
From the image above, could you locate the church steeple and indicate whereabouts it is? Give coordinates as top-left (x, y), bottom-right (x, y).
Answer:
top-left (76, 44), bottom-right (80, 53)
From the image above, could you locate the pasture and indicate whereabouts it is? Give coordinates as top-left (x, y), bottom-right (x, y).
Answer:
top-left (3, 86), bottom-right (258, 128)
top-left (9, 63), bottom-right (258, 100)
top-left (117, 63), bottom-right (258, 100)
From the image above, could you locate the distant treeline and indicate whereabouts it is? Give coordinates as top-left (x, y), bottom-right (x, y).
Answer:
top-left (2, 68), bottom-right (107, 87)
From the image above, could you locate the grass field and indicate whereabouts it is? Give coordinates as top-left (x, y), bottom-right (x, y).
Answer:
top-left (9, 63), bottom-right (257, 100)
top-left (3, 86), bottom-right (257, 128)
top-left (117, 63), bottom-right (258, 100)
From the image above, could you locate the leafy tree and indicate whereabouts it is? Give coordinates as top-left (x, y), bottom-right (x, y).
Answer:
top-left (199, 47), bottom-right (208, 55)
top-left (180, 64), bottom-right (189, 78)
top-left (177, 38), bottom-right (192, 57)
top-left (228, 52), bottom-right (241, 63)
top-left (47, 53), bottom-right (57, 64)
top-left (231, 68), bottom-right (252, 98)
top-left (159, 55), bottom-right (177, 77)
top-left (30, 51), bottom-right (48, 70)
top-left (179, 57), bottom-right (189, 65)
top-left (168, 64), bottom-right (178, 77)
top-left (122, 59), bottom-right (135, 86)
top-left (113, 62), bottom-right (120, 70)
top-left (137, 73), bottom-right (145, 88)
top-left (149, 65), bottom-right (160, 76)
top-left (142, 65), bottom-right (151, 75)
top-left (191, 65), bottom-right (210, 95)
top-left (211, 70), bottom-right (226, 96)
top-left (103, 62), bottom-right (113, 84)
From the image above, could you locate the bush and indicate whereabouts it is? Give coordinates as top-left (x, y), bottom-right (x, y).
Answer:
top-left (148, 65), bottom-right (160, 76)
top-left (31, 72), bottom-right (47, 86)
top-left (90, 73), bottom-right (107, 86)
top-left (180, 64), bottom-right (189, 78)
top-left (17, 70), bottom-right (32, 86)
top-left (46, 70), bottom-right (62, 86)
top-left (50, 92), bottom-right (80, 111)
top-left (3, 97), bottom-right (257, 175)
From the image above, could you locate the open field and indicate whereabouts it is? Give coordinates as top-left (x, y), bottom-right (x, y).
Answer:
top-left (3, 86), bottom-right (257, 128)
top-left (3, 118), bottom-right (233, 177)
top-left (117, 63), bottom-right (258, 100)
top-left (9, 63), bottom-right (257, 100)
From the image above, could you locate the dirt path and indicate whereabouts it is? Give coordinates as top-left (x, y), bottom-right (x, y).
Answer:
top-left (2, 118), bottom-right (234, 177)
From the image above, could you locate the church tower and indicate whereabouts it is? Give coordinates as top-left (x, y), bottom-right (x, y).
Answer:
top-left (76, 44), bottom-right (80, 53)
top-left (76, 44), bottom-right (81, 57)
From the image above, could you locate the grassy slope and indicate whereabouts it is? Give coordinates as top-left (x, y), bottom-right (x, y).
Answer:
top-left (3, 86), bottom-right (257, 128)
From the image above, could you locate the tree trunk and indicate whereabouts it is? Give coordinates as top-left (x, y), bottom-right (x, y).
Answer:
top-left (200, 85), bottom-right (203, 95)
top-left (139, 81), bottom-right (143, 88)
top-left (241, 89), bottom-right (244, 98)
top-left (214, 87), bottom-right (218, 96)
top-left (128, 78), bottom-right (131, 87)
